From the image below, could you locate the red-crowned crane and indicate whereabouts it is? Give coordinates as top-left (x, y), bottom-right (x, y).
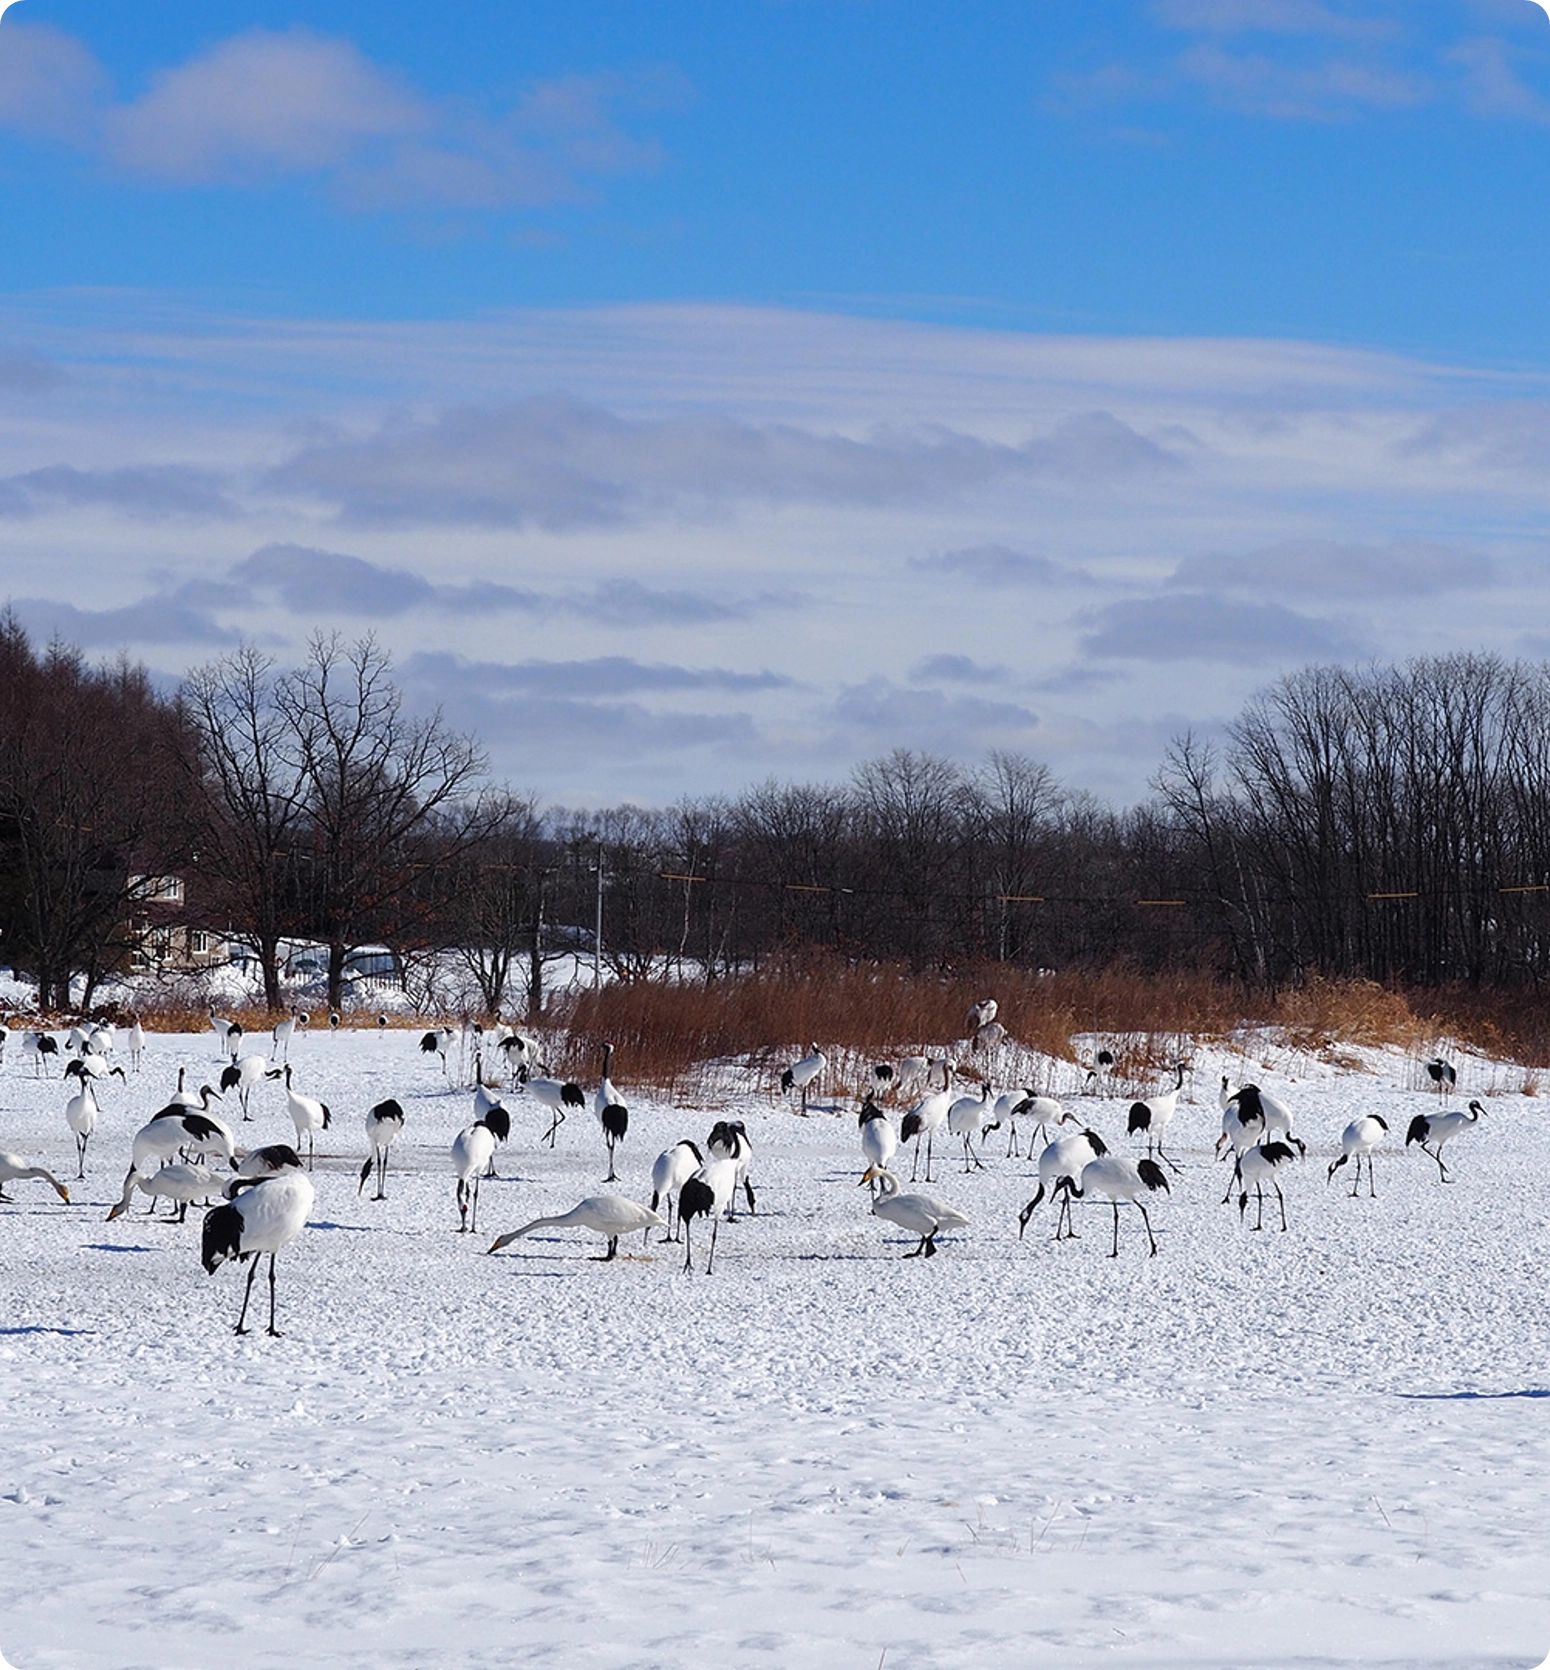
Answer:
top-left (201, 1171), bottom-right (315, 1337)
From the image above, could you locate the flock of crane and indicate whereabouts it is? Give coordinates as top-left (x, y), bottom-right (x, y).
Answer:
top-left (0, 999), bottom-right (1492, 1340)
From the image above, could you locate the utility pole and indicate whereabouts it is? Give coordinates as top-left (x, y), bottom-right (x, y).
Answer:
top-left (593, 841), bottom-right (606, 993)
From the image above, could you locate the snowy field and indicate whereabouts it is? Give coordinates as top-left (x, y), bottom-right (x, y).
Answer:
top-left (2, 1028), bottom-right (1549, 1670)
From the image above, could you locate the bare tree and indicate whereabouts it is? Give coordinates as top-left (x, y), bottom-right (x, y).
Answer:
top-left (180, 647), bottom-right (309, 1011)
top-left (279, 634), bottom-right (495, 1011)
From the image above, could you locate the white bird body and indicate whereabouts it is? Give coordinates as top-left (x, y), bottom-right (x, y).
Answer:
top-left (202, 1171), bottom-right (315, 1337)
top-left (64, 1081), bottom-right (98, 1178)
top-left (649, 1140), bottom-right (703, 1239)
top-left (451, 1108), bottom-right (510, 1232)
top-left (677, 1158), bottom-right (738, 1273)
top-left (859, 1101), bottom-right (898, 1178)
top-left (593, 1042), bottom-right (629, 1182)
top-left (1126, 1062), bottom-right (1187, 1171)
top-left (107, 1161), bottom-right (221, 1223)
top-left (127, 1018), bottom-right (145, 1071)
top-left (1234, 1140), bottom-right (1301, 1231)
top-left (281, 1065), bottom-right (330, 1167)
top-left (781, 1043), bottom-right (826, 1112)
top-left (900, 1060), bottom-right (953, 1182)
top-left (209, 1011), bottom-right (242, 1061)
top-left (525, 1074), bottom-right (586, 1146)
top-left (1062, 1154), bottom-right (1171, 1256)
top-left (220, 1053), bottom-right (282, 1119)
top-left (64, 1053), bottom-right (126, 1088)
top-left (232, 1143), bottom-right (305, 1183)
top-left (948, 1085), bottom-right (999, 1171)
top-left (1018, 1127), bottom-right (1110, 1241)
top-left (271, 1010), bottom-right (303, 1061)
top-left (862, 1167), bottom-right (968, 1257)
top-left (132, 1108), bottom-right (236, 1174)
top-left (707, 1120), bottom-right (756, 1216)
top-left (1003, 1090), bottom-right (1070, 1157)
top-left (359, 1099), bottom-right (405, 1199)
top-left (489, 1195), bottom-right (665, 1261)
top-left (21, 1030), bottom-right (59, 1074)
top-left (1329, 1113), bottom-right (1388, 1197)
top-left (0, 1150), bottom-right (70, 1202)
top-left (967, 998), bottom-right (998, 1032)
top-left (1406, 1101), bottom-right (1485, 1182)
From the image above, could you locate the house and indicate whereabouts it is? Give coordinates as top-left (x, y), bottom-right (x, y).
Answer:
top-left (126, 874), bottom-right (228, 975)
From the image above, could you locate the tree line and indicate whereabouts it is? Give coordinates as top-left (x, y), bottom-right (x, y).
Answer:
top-left (0, 612), bottom-right (1544, 1014)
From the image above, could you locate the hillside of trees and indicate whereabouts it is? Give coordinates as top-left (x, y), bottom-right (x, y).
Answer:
top-left (2, 610), bottom-right (1547, 1017)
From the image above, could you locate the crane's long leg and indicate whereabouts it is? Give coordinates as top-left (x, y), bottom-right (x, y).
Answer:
top-left (744, 1176), bottom-right (756, 1215)
top-left (706, 1216), bottom-right (720, 1276)
top-left (266, 1254), bottom-right (282, 1337)
top-left (457, 1179), bottom-right (468, 1232)
top-left (1137, 1202), bottom-right (1158, 1257)
top-left (605, 1138), bottom-right (617, 1184)
top-left (234, 1257), bottom-right (260, 1334)
top-left (909, 1134), bottom-right (920, 1183)
top-left (1427, 1144), bottom-right (1452, 1184)
top-left (470, 1176), bottom-right (481, 1235)
top-left (1221, 1157), bottom-right (1241, 1206)
top-left (1110, 1202), bottom-right (1120, 1258)
top-left (1367, 1155), bottom-right (1377, 1199)
top-left (1156, 1139), bottom-right (1181, 1175)
top-left (1274, 1181), bottom-right (1287, 1232)
top-left (682, 1218), bottom-right (694, 1273)
top-left (924, 1130), bottom-right (934, 1185)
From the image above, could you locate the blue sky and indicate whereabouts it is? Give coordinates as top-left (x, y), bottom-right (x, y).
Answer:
top-left (2, 0), bottom-right (1550, 803)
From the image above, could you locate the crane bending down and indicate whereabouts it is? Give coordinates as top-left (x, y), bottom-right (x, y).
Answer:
top-left (1328, 1114), bottom-right (1388, 1198)
top-left (488, 1195), bottom-right (665, 1262)
top-left (1057, 1155), bottom-right (1170, 1257)
top-left (1017, 1127), bottom-right (1109, 1242)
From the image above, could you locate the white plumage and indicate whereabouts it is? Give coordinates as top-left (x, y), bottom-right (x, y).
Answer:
top-left (1406, 1101), bottom-right (1485, 1183)
top-left (107, 1161), bottom-right (221, 1223)
top-left (861, 1167), bottom-right (969, 1258)
top-left (900, 1060), bottom-right (954, 1183)
top-left (64, 1081), bottom-right (99, 1178)
top-left (1017, 1127), bottom-right (1110, 1242)
top-left (451, 1108), bottom-right (509, 1232)
top-left (1328, 1113), bottom-right (1388, 1197)
top-left (488, 1195), bottom-right (665, 1262)
top-left (0, 1150), bottom-right (69, 1203)
top-left (948, 1084), bottom-right (999, 1172)
top-left (281, 1064), bottom-right (331, 1168)
top-left (650, 1139), bottom-right (704, 1240)
top-left (1234, 1140), bottom-right (1301, 1232)
top-left (201, 1171), bottom-right (315, 1337)
top-left (780, 1043), bottom-right (826, 1113)
top-left (1060, 1154), bottom-right (1171, 1257)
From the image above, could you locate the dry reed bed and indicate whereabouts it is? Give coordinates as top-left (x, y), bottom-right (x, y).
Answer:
top-left (25, 964), bottom-right (1550, 1096)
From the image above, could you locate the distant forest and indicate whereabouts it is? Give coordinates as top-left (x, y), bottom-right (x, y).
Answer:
top-left (2, 611), bottom-right (1547, 1014)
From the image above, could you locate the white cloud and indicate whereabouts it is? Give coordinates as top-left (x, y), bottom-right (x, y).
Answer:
top-left (0, 23), bottom-right (684, 213)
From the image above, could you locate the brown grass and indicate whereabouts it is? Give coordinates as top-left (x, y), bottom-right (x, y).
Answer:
top-left (25, 957), bottom-right (1550, 1091)
top-left (553, 958), bottom-right (1550, 1095)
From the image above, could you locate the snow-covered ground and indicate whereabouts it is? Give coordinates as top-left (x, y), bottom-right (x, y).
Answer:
top-left (2, 1029), bottom-right (1548, 1669)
